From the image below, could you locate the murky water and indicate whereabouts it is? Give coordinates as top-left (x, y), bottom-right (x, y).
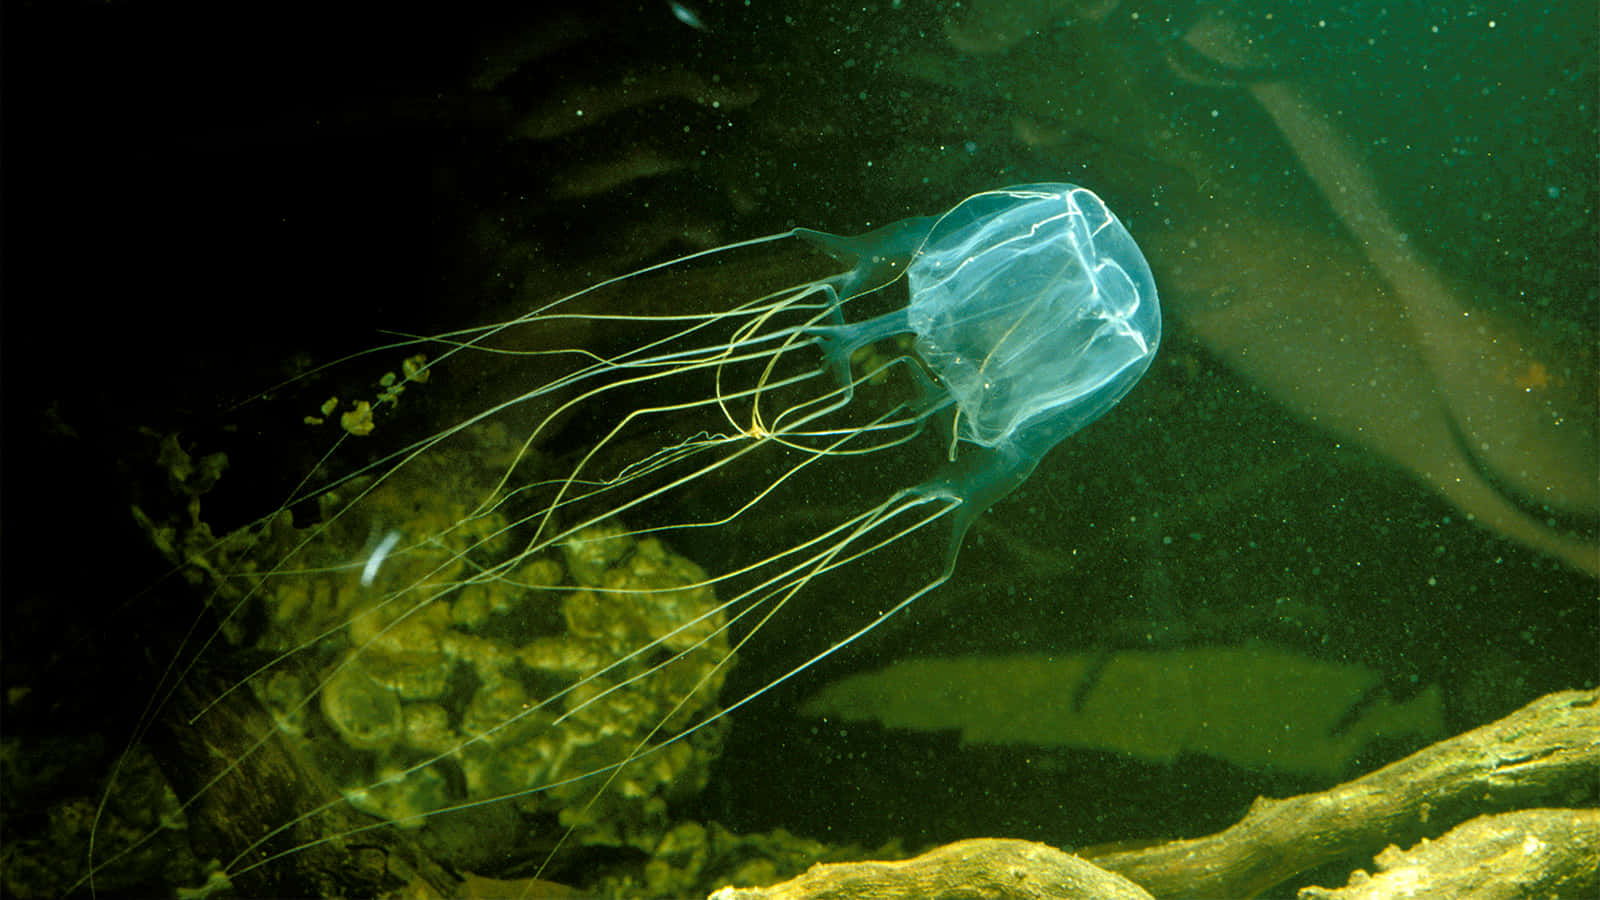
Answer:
top-left (6, 2), bottom-right (1595, 898)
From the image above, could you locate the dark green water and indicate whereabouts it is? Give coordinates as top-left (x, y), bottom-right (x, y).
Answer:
top-left (5, 1), bottom-right (1594, 897)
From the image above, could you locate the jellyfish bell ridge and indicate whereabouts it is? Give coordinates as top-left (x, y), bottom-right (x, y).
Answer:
top-left (785, 184), bottom-right (1160, 571)
top-left (905, 183), bottom-right (1161, 460)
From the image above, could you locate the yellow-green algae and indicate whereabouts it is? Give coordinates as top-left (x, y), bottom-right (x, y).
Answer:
top-left (199, 422), bottom-right (733, 864)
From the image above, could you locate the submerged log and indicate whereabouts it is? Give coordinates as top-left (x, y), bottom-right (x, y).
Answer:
top-left (150, 668), bottom-right (463, 899)
top-left (1299, 808), bottom-right (1600, 900)
top-left (706, 838), bottom-right (1153, 900)
top-left (708, 690), bottom-right (1599, 900)
top-left (1089, 688), bottom-right (1599, 897)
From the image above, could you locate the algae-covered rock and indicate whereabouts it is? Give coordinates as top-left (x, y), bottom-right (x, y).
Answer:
top-left (190, 423), bottom-right (732, 871)
top-left (802, 644), bottom-right (1445, 778)
top-left (319, 655), bottom-right (404, 750)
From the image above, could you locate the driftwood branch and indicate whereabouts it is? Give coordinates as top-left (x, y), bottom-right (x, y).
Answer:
top-left (708, 690), bottom-right (1599, 900)
top-left (707, 838), bottom-right (1153, 900)
top-left (152, 670), bottom-right (461, 898)
top-left (1299, 808), bottom-right (1600, 900)
top-left (1090, 688), bottom-right (1599, 897)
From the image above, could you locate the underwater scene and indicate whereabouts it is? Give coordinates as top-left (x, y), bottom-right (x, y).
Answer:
top-left (4, 0), bottom-right (1596, 898)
